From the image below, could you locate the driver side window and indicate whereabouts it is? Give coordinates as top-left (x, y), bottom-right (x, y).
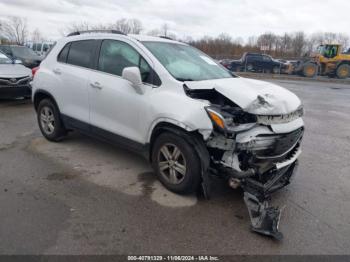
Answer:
top-left (98, 40), bottom-right (152, 84)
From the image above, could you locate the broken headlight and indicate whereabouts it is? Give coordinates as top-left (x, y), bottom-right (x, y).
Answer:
top-left (205, 106), bottom-right (257, 133)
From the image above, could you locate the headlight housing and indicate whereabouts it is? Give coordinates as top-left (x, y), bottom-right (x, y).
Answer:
top-left (205, 106), bottom-right (256, 133)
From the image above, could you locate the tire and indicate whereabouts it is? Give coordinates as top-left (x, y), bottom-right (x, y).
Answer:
top-left (151, 132), bottom-right (201, 194)
top-left (302, 63), bottom-right (318, 77)
top-left (37, 98), bottom-right (67, 142)
top-left (272, 66), bottom-right (280, 74)
top-left (336, 64), bottom-right (350, 79)
top-left (246, 63), bottom-right (253, 72)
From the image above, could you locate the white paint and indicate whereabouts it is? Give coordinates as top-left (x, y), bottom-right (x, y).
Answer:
top-left (185, 78), bottom-right (302, 115)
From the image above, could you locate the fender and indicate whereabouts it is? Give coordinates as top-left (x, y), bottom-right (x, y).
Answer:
top-left (146, 117), bottom-right (212, 144)
top-left (33, 89), bottom-right (60, 111)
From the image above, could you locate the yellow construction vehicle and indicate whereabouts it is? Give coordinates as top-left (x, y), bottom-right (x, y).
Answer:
top-left (294, 44), bottom-right (350, 79)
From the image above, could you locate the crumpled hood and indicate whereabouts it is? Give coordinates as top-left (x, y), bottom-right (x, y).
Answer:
top-left (0, 64), bottom-right (32, 78)
top-left (185, 77), bottom-right (301, 115)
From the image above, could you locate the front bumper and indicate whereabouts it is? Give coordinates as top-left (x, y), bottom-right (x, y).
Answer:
top-left (207, 122), bottom-right (303, 239)
top-left (216, 125), bottom-right (303, 190)
top-left (0, 85), bottom-right (31, 99)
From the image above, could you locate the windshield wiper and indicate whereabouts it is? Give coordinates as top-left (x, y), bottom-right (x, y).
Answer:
top-left (176, 78), bottom-right (194, 82)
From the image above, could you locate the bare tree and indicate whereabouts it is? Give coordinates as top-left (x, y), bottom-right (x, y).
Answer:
top-left (108, 18), bottom-right (143, 34)
top-left (113, 19), bottom-right (130, 34)
top-left (247, 36), bottom-right (257, 47)
top-left (61, 21), bottom-right (91, 36)
top-left (0, 16), bottom-right (28, 45)
top-left (336, 33), bottom-right (349, 51)
top-left (128, 19), bottom-right (143, 34)
top-left (161, 23), bottom-right (169, 37)
top-left (257, 33), bottom-right (277, 54)
top-left (147, 28), bottom-right (161, 36)
top-left (31, 28), bottom-right (44, 42)
top-left (292, 31), bottom-right (306, 57)
top-left (62, 18), bottom-right (144, 36)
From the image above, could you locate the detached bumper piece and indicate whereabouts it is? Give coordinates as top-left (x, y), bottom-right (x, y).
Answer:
top-left (244, 192), bottom-right (283, 240)
top-left (241, 158), bottom-right (299, 240)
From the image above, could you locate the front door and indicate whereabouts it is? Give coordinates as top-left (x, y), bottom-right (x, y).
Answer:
top-left (88, 39), bottom-right (154, 145)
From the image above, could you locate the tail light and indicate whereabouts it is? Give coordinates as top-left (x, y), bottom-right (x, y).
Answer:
top-left (32, 67), bottom-right (39, 77)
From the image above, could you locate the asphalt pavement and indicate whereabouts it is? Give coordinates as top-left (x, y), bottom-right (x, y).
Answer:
top-left (0, 79), bottom-right (350, 255)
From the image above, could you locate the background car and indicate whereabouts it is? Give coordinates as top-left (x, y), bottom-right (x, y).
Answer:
top-left (0, 51), bottom-right (32, 99)
top-left (219, 58), bottom-right (234, 69)
top-left (228, 52), bottom-right (289, 73)
top-left (0, 45), bottom-right (43, 68)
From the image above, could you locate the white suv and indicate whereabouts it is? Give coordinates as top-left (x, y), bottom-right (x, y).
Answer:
top-left (32, 30), bottom-right (304, 239)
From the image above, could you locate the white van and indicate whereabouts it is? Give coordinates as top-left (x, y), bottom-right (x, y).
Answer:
top-left (30, 42), bottom-right (55, 57)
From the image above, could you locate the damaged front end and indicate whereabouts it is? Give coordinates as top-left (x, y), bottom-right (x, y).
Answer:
top-left (185, 85), bottom-right (304, 240)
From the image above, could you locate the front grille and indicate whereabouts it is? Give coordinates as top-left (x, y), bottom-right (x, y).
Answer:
top-left (0, 76), bottom-right (31, 87)
top-left (253, 128), bottom-right (304, 159)
top-left (257, 107), bottom-right (304, 125)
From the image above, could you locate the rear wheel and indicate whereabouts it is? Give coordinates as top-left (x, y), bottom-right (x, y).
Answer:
top-left (152, 132), bottom-right (201, 194)
top-left (302, 63), bottom-right (318, 77)
top-left (37, 99), bottom-right (67, 142)
top-left (336, 64), bottom-right (350, 79)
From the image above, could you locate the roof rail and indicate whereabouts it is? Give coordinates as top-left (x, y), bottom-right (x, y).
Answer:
top-left (67, 30), bottom-right (126, 37)
top-left (158, 36), bottom-right (173, 40)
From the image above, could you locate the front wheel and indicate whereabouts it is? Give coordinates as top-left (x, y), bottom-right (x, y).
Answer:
top-left (302, 62), bottom-right (318, 77)
top-left (336, 64), bottom-right (350, 79)
top-left (246, 63), bottom-right (254, 72)
top-left (37, 98), bottom-right (67, 142)
top-left (272, 66), bottom-right (280, 74)
top-left (152, 132), bottom-right (201, 194)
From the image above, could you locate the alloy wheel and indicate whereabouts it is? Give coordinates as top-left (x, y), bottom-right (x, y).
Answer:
top-left (40, 106), bottom-right (55, 135)
top-left (158, 143), bottom-right (187, 185)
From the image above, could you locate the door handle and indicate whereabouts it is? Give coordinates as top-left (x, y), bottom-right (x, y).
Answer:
top-left (90, 82), bottom-right (103, 90)
top-left (53, 68), bottom-right (62, 75)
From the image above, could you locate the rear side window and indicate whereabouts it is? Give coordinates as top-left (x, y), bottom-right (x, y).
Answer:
top-left (66, 40), bottom-right (96, 69)
top-left (57, 43), bottom-right (70, 63)
top-left (247, 55), bottom-right (262, 61)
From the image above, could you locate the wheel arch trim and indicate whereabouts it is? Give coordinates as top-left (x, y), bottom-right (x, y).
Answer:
top-left (33, 89), bottom-right (60, 112)
top-left (146, 118), bottom-right (212, 144)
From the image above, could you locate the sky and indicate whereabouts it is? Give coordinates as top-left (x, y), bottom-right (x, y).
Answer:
top-left (0, 0), bottom-right (349, 41)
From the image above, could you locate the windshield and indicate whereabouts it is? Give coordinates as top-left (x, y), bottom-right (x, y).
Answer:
top-left (0, 53), bottom-right (12, 64)
top-left (11, 46), bottom-right (38, 58)
top-left (142, 41), bottom-right (233, 81)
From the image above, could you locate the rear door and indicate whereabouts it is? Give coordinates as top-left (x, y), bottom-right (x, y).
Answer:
top-left (53, 40), bottom-right (99, 128)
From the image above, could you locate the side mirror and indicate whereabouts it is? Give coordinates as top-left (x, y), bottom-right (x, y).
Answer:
top-left (14, 59), bottom-right (22, 64)
top-left (122, 67), bottom-right (145, 94)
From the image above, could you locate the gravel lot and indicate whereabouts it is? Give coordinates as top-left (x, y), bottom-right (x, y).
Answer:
top-left (0, 79), bottom-right (349, 255)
